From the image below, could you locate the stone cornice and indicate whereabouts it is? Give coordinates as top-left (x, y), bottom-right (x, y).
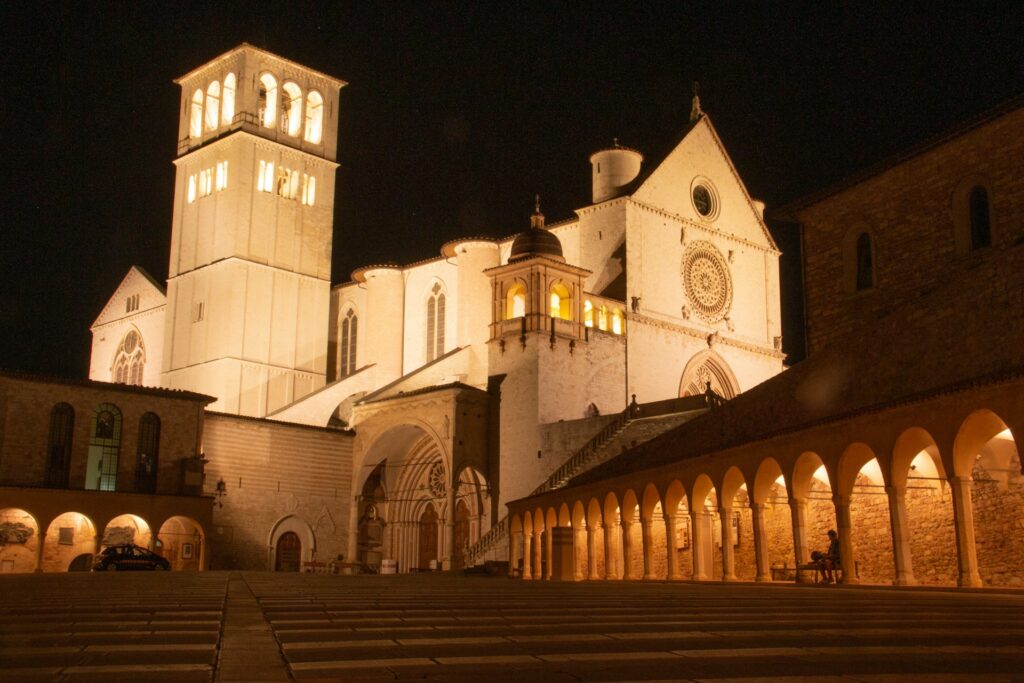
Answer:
top-left (628, 313), bottom-right (784, 360)
top-left (629, 199), bottom-right (780, 256)
top-left (174, 131), bottom-right (340, 169)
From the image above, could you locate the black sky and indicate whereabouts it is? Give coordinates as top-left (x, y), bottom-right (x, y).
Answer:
top-left (1, 2), bottom-right (1021, 378)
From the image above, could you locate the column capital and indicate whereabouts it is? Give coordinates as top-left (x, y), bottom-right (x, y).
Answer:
top-left (662, 512), bottom-right (676, 524)
top-left (589, 521), bottom-right (603, 532)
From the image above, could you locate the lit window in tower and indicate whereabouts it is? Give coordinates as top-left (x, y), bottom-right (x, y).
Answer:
top-left (304, 91), bottom-right (323, 143)
top-left (187, 175), bottom-right (197, 203)
top-left (301, 174), bottom-right (316, 206)
top-left (257, 161), bottom-right (275, 192)
top-left (215, 161), bottom-right (228, 191)
top-left (205, 81), bottom-right (220, 131)
top-left (221, 73), bottom-right (236, 126)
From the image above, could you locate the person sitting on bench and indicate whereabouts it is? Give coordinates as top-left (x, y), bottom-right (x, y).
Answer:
top-left (810, 529), bottom-right (841, 583)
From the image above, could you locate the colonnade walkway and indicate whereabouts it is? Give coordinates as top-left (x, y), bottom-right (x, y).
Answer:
top-left (2, 572), bottom-right (1024, 681)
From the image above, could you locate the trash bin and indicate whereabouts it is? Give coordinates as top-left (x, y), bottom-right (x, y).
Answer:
top-left (380, 559), bottom-right (397, 574)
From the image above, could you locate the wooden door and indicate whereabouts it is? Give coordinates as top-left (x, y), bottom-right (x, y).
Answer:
top-left (275, 532), bottom-right (302, 572)
top-left (418, 506), bottom-right (438, 570)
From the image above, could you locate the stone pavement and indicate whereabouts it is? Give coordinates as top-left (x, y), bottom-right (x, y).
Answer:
top-left (1, 572), bottom-right (1023, 682)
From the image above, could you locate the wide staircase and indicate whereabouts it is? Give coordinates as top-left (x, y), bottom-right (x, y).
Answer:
top-left (465, 395), bottom-right (711, 567)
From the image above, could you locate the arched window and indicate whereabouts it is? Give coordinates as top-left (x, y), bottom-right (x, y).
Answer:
top-left (113, 329), bottom-right (145, 386)
top-left (969, 186), bottom-right (991, 250)
top-left (426, 283), bottom-right (446, 362)
top-left (135, 413), bottom-right (160, 494)
top-left (189, 89), bottom-right (203, 139)
top-left (304, 91), bottom-right (324, 143)
top-left (87, 404), bottom-right (122, 491)
top-left (610, 308), bottom-right (624, 334)
top-left (549, 282), bottom-right (572, 320)
top-left (505, 283), bottom-right (526, 319)
top-left (258, 73), bottom-right (278, 128)
top-left (339, 308), bottom-right (358, 377)
top-left (583, 300), bottom-right (594, 327)
top-left (597, 305), bottom-right (609, 331)
top-left (46, 403), bottom-right (74, 488)
top-left (204, 81), bottom-right (220, 131)
top-left (221, 73), bottom-right (236, 126)
top-left (281, 82), bottom-right (303, 137)
top-left (855, 232), bottom-right (874, 291)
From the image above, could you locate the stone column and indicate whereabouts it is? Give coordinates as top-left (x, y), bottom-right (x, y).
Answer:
top-left (690, 510), bottom-right (707, 580)
top-left (719, 507), bottom-right (737, 582)
top-left (949, 476), bottom-right (983, 587)
top-left (573, 527), bottom-right (585, 581)
top-left (34, 529), bottom-right (46, 573)
top-left (640, 518), bottom-right (654, 580)
top-left (751, 502), bottom-right (771, 582)
top-left (604, 521), bottom-right (619, 579)
top-left (621, 519), bottom-right (633, 580)
top-left (587, 522), bottom-right (601, 580)
top-left (664, 513), bottom-right (680, 580)
top-left (832, 494), bottom-right (860, 584)
top-left (532, 530), bottom-right (543, 580)
top-left (788, 497), bottom-right (809, 581)
top-left (522, 532), bottom-right (533, 580)
top-left (445, 487), bottom-right (457, 571)
top-left (885, 486), bottom-right (916, 586)
top-left (511, 530), bottom-right (523, 577)
top-left (545, 528), bottom-right (554, 580)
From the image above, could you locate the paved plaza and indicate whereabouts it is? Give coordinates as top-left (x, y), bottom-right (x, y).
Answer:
top-left (1, 573), bottom-right (1023, 682)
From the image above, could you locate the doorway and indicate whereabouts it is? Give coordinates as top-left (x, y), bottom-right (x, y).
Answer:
top-left (275, 531), bottom-right (302, 571)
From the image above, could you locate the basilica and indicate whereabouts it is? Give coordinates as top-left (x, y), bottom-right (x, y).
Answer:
top-left (1, 45), bottom-right (1020, 585)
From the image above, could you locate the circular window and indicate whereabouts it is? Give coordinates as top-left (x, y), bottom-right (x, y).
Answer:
top-left (428, 462), bottom-right (446, 498)
top-left (693, 185), bottom-right (713, 216)
top-left (122, 331), bottom-right (139, 354)
top-left (681, 241), bottom-right (732, 322)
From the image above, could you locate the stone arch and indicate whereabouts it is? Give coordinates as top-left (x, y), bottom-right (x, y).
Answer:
top-left (690, 474), bottom-right (720, 580)
top-left (954, 409), bottom-right (1023, 586)
top-left (839, 443), bottom-right (893, 584)
top-left (790, 451), bottom-right (836, 574)
top-left (602, 492), bottom-right (622, 579)
top-left (269, 515), bottom-right (314, 572)
top-left (558, 503), bottom-right (571, 527)
top-left (679, 350), bottom-right (739, 399)
top-left (452, 465), bottom-right (489, 569)
top-left (101, 513), bottom-right (152, 550)
top-left (752, 457), bottom-right (794, 577)
top-left (585, 498), bottom-right (604, 579)
top-left (157, 516), bottom-right (205, 571)
top-left (43, 512), bottom-right (96, 573)
top-left (891, 427), bottom-right (956, 586)
top-left (720, 466), bottom-right (755, 581)
top-left (570, 501), bottom-right (586, 581)
top-left (509, 513), bottom-right (524, 576)
top-left (0, 508), bottom-right (40, 573)
top-left (663, 480), bottom-right (692, 579)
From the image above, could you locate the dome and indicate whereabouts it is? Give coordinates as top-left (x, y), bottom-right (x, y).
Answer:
top-left (509, 196), bottom-right (565, 262)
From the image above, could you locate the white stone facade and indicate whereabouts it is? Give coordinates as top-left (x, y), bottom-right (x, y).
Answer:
top-left (88, 45), bottom-right (784, 572)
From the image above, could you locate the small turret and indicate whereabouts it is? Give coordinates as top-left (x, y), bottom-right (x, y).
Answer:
top-left (509, 196), bottom-right (564, 262)
top-left (589, 139), bottom-right (643, 204)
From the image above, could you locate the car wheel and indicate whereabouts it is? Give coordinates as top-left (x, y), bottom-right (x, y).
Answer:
top-left (106, 564), bottom-right (117, 571)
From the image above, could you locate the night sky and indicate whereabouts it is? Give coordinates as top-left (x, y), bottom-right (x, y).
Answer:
top-left (2, 3), bottom-right (1021, 379)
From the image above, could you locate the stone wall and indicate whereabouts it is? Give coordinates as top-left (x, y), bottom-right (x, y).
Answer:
top-left (799, 107), bottom-right (1024, 356)
top-left (202, 413), bottom-right (353, 570)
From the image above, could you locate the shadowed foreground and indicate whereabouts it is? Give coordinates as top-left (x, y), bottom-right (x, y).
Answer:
top-left (1, 571), bottom-right (1023, 681)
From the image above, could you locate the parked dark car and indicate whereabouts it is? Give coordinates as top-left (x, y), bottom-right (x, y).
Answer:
top-left (92, 544), bottom-right (170, 571)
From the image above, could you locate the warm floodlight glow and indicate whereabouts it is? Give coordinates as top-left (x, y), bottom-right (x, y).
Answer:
top-left (584, 300), bottom-right (594, 327)
top-left (506, 284), bottom-right (526, 319)
top-left (909, 450), bottom-right (939, 479)
top-left (221, 73), bottom-right (236, 125)
top-left (281, 82), bottom-right (302, 137)
top-left (304, 91), bottom-right (323, 143)
top-left (858, 458), bottom-right (883, 485)
top-left (774, 474), bottom-right (786, 487)
top-left (812, 464), bottom-right (830, 485)
top-left (995, 428), bottom-right (1013, 441)
top-left (611, 308), bottom-right (623, 334)
top-left (205, 81), bottom-right (220, 131)
top-left (189, 89), bottom-right (203, 138)
top-left (259, 73), bottom-right (278, 128)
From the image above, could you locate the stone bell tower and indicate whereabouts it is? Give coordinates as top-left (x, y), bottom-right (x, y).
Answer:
top-left (162, 45), bottom-right (345, 416)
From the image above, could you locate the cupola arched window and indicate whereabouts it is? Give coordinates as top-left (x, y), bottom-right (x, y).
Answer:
top-left (304, 91), bottom-right (324, 143)
top-left (549, 282), bottom-right (572, 320)
top-left (135, 412), bottom-right (160, 494)
top-left (855, 232), bottom-right (874, 291)
top-left (221, 73), bottom-right (236, 126)
top-left (969, 185), bottom-right (991, 250)
top-left (597, 305), bottom-right (609, 331)
top-left (189, 89), bottom-right (203, 138)
top-left (87, 404), bottom-right (122, 491)
top-left (113, 329), bottom-right (145, 386)
top-left (205, 81), bottom-right (220, 131)
top-left (46, 403), bottom-right (74, 488)
top-left (258, 73), bottom-right (278, 128)
top-left (339, 308), bottom-right (358, 377)
top-left (610, 308), bottom-right (624, 335)
top-left (281, 82), bottom-right (303, 137)
top-left (426, 283), bottom-right (446, 362)
top-left (505, 283), bottom-right (526, 319)
top-left (583, 300), bottom-right (594, 327)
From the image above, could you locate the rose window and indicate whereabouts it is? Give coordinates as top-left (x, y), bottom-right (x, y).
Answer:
top-left (681, 241), bottom-right (732, 322)
top-left (428, 462), bottom-right (446, 498)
